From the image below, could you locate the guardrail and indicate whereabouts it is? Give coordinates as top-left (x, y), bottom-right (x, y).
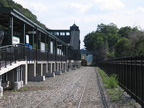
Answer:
top-left (99, 55), bottom-right (144, 107)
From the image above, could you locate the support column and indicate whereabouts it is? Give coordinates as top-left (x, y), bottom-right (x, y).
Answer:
top-left (60, 63), bottom-right (61, 71)
top-left (47, 63), bottom-right (55, 77)
top-left (28, 64), bottom-right (35, 81)
top-left (25, 61), bottom-right (28, 84)
top-left (34, 61), bottom-right (36, 77)
top-left (68, 61), bottom-right (72, 71)
top-left (41, 62), bottom-right (43, 76)
top-left (14, 67), bottom-right (23, 90)
top-left (20, 66), bottom-right (23, 87)
top-left (54, 63), bottom-right (56, 72)
top-left (45, 62), bottom-right (49, 77)
top-left (34, 62), bottom-right (45, 81)
top-left (62, 62), bottom-right (66, 73)
top-left (0, 75), bottom-right (3, 97)
top-left (22, 62), bottom-right (28, 84)
top-left (43, 63), bottom-right (46, 76)
top-left (61, 62), bottom-right (63, 73)
top-left (55, 62), bottom-right (62, 75)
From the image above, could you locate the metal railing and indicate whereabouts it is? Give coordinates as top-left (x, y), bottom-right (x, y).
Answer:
top-left (0, 44), bottom-right (71, 70)
top-left (99, 55), bottom-right (144, 107)
top-left (0, 44), bottom-right (25, 69)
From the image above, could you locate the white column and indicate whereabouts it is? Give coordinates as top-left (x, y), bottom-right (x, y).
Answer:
top-left (0, 75), bottom-right (3, 97)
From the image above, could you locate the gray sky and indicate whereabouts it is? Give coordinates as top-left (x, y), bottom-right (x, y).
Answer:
top-left (13, 0), bottom-right (144, 49)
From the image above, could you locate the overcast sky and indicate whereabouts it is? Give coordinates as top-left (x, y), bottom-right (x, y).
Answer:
top-left (13, 0), bottom-right (144, 49)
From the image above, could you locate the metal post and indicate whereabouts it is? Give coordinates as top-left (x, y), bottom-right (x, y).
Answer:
top-left (8, 16), bottom-right (13, 45)
top-left (130, 57), bottom-right (132, 96)
top-left (22, 23), bottom-right (26, 44)
top-left (36, 27), bottom-right (38, 76)
top-left (135, 56), bottom-right (138, 102)
top-left (141, 55), bottom-right (144, 107)
top-left (4, 47), bottom-right (6, 68)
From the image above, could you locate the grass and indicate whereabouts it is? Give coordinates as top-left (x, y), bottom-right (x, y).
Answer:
top-left (12, 87), bottom-right (29, 92)
top-left (97, 67), bottom-right (122, 102)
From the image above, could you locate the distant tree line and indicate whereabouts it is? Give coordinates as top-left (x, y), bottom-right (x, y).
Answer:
top-left (84, 23), bottom-right (144, 64)
top-left (0, 0), bottom-right (47, 29)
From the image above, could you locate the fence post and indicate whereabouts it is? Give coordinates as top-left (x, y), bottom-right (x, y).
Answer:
top-left (118, 58), bottom-right (120, 83)
top-left (125, 57), bottom-right (129, 91)
top-left (141, 55), bottom-right (144, 107)
top-left (135, 56), bottom-right (138, 102)
top-left (4, 47), bottom-right (6, 68)
top-left (130, 56), bottom-right (132, 96)
top-left (0, 48), bottom-right (2, 70)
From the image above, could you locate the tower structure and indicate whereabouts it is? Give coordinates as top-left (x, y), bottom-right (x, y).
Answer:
top-left (70, 23), bottom-right (80, 50)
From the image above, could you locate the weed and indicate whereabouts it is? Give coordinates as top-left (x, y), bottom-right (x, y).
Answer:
top-left (105, 74), bottom-right (118, 89)
top-left (12, 89), bottom-right (17, 92)
top-left (23, 87), bottom-right (28, 91)
top-left (107, 89), bottom-right (122, 102)
top-left (97, 67), bottom-right (122, 102)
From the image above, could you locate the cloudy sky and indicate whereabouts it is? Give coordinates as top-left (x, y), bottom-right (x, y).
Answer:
top-left (13, 0), bottom-right (144, 49)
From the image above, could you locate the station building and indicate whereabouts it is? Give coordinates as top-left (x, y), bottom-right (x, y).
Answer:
top-left (0, 7), bottom-right (81, 97)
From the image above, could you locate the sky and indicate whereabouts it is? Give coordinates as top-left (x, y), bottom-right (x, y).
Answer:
top-left (13, 0), bottom-right (144, 49)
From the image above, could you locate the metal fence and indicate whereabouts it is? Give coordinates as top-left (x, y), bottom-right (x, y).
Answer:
top-left (99, 55), bottom-right (144, 107)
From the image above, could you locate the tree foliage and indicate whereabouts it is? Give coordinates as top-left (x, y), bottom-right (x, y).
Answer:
top-left (0, 0), bottom-right (47, 29)
top-left (114, 37), bottom-right (130, 57)
top-left (84, 23), bottom-right (144, 64)
top-left (0, 0), bottom-right (8, 7)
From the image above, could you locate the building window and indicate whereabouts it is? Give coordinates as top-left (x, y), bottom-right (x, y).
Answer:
top-left (60, 32), bottom-right (65, 36)
top-left (54, 32), bottom-right (59, 36)
top-left (50, 41), bottom-right (53, 54)
top-left (66, 32), bottom-right (70, 36)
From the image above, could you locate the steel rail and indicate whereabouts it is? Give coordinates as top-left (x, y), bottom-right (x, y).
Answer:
top-left (33, 69), bottom-right (86, 108)
top-left (77, 69), bottom-right (91, 108)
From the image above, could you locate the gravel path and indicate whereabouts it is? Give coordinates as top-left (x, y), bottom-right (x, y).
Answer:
top-left (0, 67), bottom-right (106, 108)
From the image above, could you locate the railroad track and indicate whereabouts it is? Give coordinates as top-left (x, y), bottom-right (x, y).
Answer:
top-left (33, 67), bottom-right (109, 108)
top-left (33, 68), bottom-right (88, 108)
top-left (77, 68), bottom-right (91, 108)
top-left (77, 67), bottom-right (109, 108)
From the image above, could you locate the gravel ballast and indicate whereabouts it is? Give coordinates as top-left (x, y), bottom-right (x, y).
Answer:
top-left (0, 67), bottom-right (141, 108)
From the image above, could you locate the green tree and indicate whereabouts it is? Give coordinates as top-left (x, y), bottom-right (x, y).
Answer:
top-left (114, 37), bottom-right (130, 57)
top-left (0, 0), bottom-right (8, 7)
top-left (118, 26), bottom-right (139, 38)
top-left (128, 29), bottom-right (144, 56)
top-left (84, 23), bottom-right (144, 62)
top-left (84, 23), bottom-right (120, 64)
top-left (96, 23), bottom-right (119, 52)
top-left (84, 32), bottom-right (96, 51)
top-left (0, 0), bottom-right (47, 29)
